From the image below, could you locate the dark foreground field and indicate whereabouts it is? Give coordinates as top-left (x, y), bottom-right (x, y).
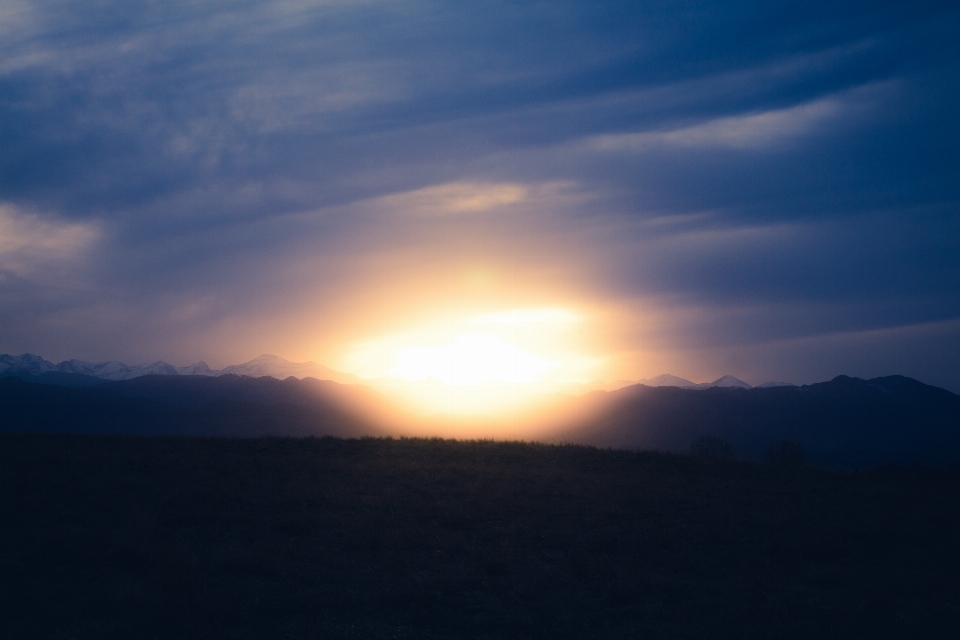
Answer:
top-left (2, 435), bottom-right (959, 639)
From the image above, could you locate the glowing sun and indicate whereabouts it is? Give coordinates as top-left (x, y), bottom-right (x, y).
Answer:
top-left (343, 306), bottom-right (598, 415)
top-left (388, 333), bottom-right (559, 385)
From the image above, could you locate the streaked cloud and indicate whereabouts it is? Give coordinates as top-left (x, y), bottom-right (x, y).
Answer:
top-left (590, 98), bottom-right (843, 151)
top-left (376, 182), bottom-right (531, 216)
top-left (0, 0), bottom-right (958, 391)
top-left (364, 181), bottom-right (585, 218)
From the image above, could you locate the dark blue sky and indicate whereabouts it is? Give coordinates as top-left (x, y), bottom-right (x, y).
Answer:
top-left (1, 0), bottom-right (958, 390)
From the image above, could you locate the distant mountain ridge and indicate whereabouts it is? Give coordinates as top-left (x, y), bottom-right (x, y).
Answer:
top-left (0, 353), bottom-right (360, 385)
top-left (0, 373), bottom-right (394, 438)
top-left (627, 374), bottom-right (757, 390)
top-left (549, 375), bottom-right (960, 469)
top-left (1, 366), bottom-right (959, 469)
top-left (0, 353), bottom-right (791, 391)
top-left (565, 374), bottom-right (784, 393)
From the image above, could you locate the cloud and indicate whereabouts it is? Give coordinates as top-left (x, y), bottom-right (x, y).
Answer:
top-left (0, 203), bottom-right (102, 361)
top-left (0, 0), bottom-right (35, 40)
top-left (589, 98), bottom-right (843, 151)
top-left (375, 182), bottom-right (529, 216)
top-left (370, 181), bottom-right (589, 217)
top-left (0, 203), bottom-right (99, 279)
top-left (0, 0), bottom-right (958, 391)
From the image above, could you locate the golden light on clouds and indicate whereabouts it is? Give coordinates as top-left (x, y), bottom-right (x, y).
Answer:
top-left (378, 181), bottom-right (529, 216)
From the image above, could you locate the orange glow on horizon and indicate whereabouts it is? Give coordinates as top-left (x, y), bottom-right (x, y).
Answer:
top-left (389, 333), bottom-right (559, 384)
top-left (344, 305), bottom-right (602, 415)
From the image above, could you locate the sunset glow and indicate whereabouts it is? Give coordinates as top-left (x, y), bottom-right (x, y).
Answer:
top-left (3, 0), bottom-right (958, 411)
top-left (3, 2), bottom-right (958, 633)
top-left (343, 306), bottom-right (599, 415)
top-left (389, 333), bottom-right (558, 385)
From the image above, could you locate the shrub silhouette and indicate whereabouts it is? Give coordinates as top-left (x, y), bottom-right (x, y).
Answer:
top-left (690, 435), bottom-right (733, 460)
top-left (764, 440), bottom-right (806, 467)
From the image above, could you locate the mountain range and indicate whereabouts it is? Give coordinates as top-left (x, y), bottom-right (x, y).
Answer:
top-left (633, 373), bottom-right (763, 389)
top-left (543, 375), bottom-right (960, 469)
top-left (1, 363), bottom-right (959, 469)
top-left (0, 352), bottom-right (792, 391)
top-left (0, 373), bottom-right (397, 438)
top-left (0, 353), bottom-right (360, 385)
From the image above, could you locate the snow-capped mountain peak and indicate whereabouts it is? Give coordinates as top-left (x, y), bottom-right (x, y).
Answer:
top-left (0, 353), bottom-right (58, 375)
top-left (0, 352), bottom-right (360, 385)
top-left (217, 354), bottom-right (360, 384)
top-left (704, 375), bottom-right (752, 389)
top-left (640, 374), bottom-right (699, 388)
top-left (2, 353), bottom-right (757, 391)
top-left (56, 358), bottom-right (179, 380)
top-left (174, 361), bottom-right (216, 376)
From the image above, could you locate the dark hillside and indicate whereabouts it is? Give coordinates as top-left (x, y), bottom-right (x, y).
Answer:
top-left (0, 376), bottom-right (179, 434)
top-left (1, 434), bottom-right (959, 639)
top-left (554, 375), bottom-right (960, 469)
top-left (0, 369), bottom-right (106, 387)
top-left (0, 375), bottom-right (391, 438)
top-left (102, 374), bottom-right (404, 436)
top-left (98, 373), bottom-right (384, 412)
top-left (4, 374), bottom-right (960, 468)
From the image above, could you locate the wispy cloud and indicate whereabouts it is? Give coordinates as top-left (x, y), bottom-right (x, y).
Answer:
top-left (0, 204), bottom-right (99, 279)
top-left (590, 98), bottom-right (842, 151)
top-left (371, 181), bottom-right (587, 217)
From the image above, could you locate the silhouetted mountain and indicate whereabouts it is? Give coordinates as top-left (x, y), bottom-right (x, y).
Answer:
top-left (1, 353), bottom-right (774, 394)
top-left (704, 375), bottom-right (752, 389)
top-left (0, 374), bottom-right (398, 438)
top-left (629, 374), bottom-right (754, 389)
top-left (551, 375), bottom-right (960, 469)
top-left (7, 371), bottom-right (106, 388)
top-left (0, 377), bottom-right (179, 434)
top-left (216, 354), bottom-right (361, 384)
top-left (3, 367), bottom-right (958, 469)
top-left (0, 352), bottom-right (361, 385)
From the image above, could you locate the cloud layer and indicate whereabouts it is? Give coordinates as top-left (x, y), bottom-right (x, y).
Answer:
top-left (1, 0), bottom-right (958, 390)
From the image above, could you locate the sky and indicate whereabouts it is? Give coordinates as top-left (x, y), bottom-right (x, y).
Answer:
top-left (1, 0), bottom-right (959, 393)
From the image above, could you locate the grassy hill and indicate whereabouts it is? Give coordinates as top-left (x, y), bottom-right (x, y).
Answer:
top-left (2, 434), bottom-right (959, 638)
